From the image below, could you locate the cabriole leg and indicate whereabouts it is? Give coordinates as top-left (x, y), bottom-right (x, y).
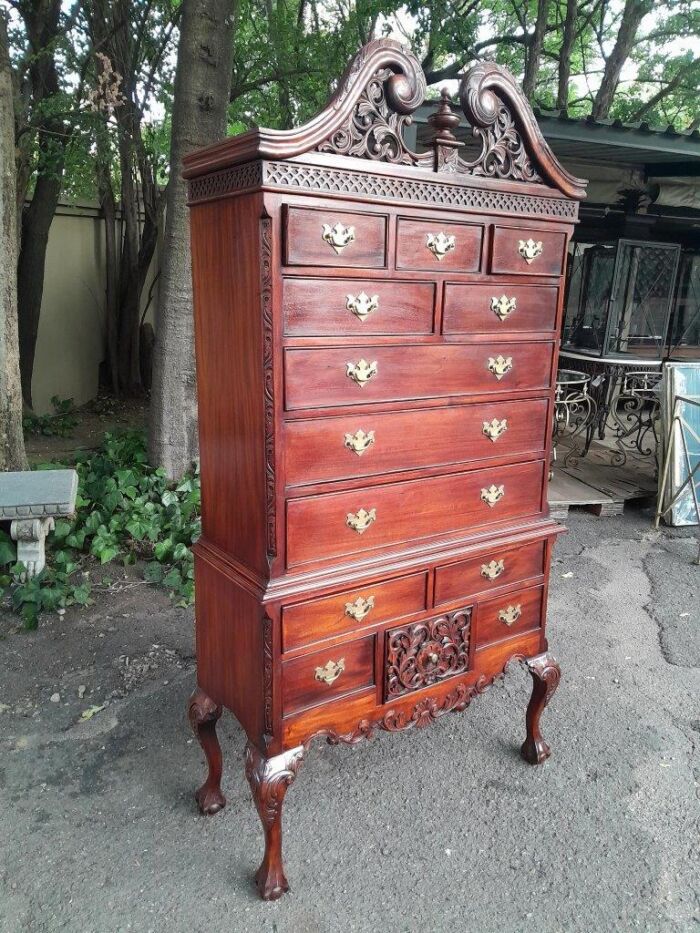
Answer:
top-left (188, 687), bottom-right (226, 814)
top-left (521, 652), bottom-right (561, 765)
top-left (245, 741), bottom-right (304, 901)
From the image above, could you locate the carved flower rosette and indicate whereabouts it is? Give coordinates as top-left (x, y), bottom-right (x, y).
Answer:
top-left (386, 609), bottom-right (471, 699)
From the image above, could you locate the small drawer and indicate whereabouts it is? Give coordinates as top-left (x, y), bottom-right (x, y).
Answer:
top-left (283, 278), bottom-right (435, 336)
top-left (284, 206), bottom-right (387, 268)
top-left (435, 540), bottom-right (546, 606)
top-left (282, 634), bottom-right (375, 717)
top-left (286, 460), bottom-right (546, 567)
top-left (282, 572), bottom-right (428, 651)
top-left (490, 226), bottom-right (567, 276)
top-left (476, 585), bottom-right (544, 648)
top-left (284, 398), bottom-right (549, 487)
top-left (443, 284), bottom-right (559, 334)
top-left (396, 218), bottom-right (482, 272)
top-left (284, 341), bottom-right (555, 410)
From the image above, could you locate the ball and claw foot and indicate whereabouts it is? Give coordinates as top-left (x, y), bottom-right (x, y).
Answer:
top-left (245, 741), bottom-right (305, 901)
top-left (520, 652), bottom-right (561, 765)
top-left (188, 687), bottom-right (226, 815)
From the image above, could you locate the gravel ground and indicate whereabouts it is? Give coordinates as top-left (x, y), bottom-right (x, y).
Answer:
top-left (0, 507), bottom-right (698, 933)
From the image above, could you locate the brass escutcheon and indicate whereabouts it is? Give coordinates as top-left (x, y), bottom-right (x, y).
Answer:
top-left (487, 355), bottom-right (513, 380)
top-left (346, 359), bottom-right (378, 387)
top-left (490, 295), bottom-right (517, 321)
top-left (482, 418), bottom-right (508, 442)
top-left (314, 658), bottom-right (345, 685)
top-left (322, 222), bottom-right (356, 254)
top-left (346, 292), bottom-right (379, 322)
top-left (345, 595), bottom-right (375, 622)
top-left (518, 238), bottom-right (543, 264)
top-left (481, 559), bottom-right (505, 580)
top-left (344, 428), bottom-right (375, 456)
top-left (346, 507), bottom-right (377, 534)
top-left (480, 484), bottom-right (505, 507)
top-left (498, 604), bottom-right (522, 626)
top-left (426, 232), bottom-right (456, 261)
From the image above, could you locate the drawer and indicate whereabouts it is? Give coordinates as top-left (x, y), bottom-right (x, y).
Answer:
top-left (443, 283), bottom-right (559, 334)
top-left (384, 605), bottom-right (472, 700)
top-left (490, 226), bottom-right (567, 277)
top-left (284, 341), bottom-right (555, 410)
top-left (434, 540), bottom-right (546, 606)
top-left (282, 572), bottom-right (428, 651)
top-left (285, 398), bottom-right (550, 487)
top-left (286, 459), bottom-right (546, 567)
top-left (284, 206), bottom-right (387, 268)
top-left (396, 218), bottom-right (483, 272)
top-left (282, 634), bottom-right (375, 716)
top-left (476, 585), bottom-right (544, 648)
top-left (283, 278), bottom-right (435, 336)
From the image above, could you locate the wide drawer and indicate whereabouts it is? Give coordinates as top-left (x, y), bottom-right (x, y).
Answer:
top-left (283, 278), bottom-right (435, 336)
top-left (285, 398), bottom-right (550, 487)
top-left (284, 341), bottom-right (555, 410)
top-left (284, 206), bottom-right (387, 268)
top-left (476, 584), bottom-right (544, 648)
top-left (490, 226), bottom-right (567, 277)
top-left (443, 283), bottom-right (559, 334)
top-left (282, 572), bottom-right (428, 651)
top-left (286, 459), bottom-right (546, 567)
top-left (282, 634), bottom-right (375, 716)
top-left (434, 539), bottom-right (546, 606)
top-left (395, 218), bottom-right (483, 272)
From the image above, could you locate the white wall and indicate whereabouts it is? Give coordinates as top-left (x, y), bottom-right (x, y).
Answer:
top-left (30, 200), bottom-right (160, 414)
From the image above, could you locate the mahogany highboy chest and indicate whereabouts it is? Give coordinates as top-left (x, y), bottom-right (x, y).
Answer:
top-left (184, 39), bottom-right (586, 900)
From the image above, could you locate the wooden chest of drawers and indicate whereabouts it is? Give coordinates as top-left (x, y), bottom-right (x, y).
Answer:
top-left (184, 39), bottom-right (586, 900)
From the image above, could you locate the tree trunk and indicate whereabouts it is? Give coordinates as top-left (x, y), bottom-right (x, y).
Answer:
top-left (523, 0), bottom-right (550, 100)
top-left (592, 0), bottom-right (650, 120)
top-left (0, 14), bottom-right (28, 471)
top-left (149, 0), bottom-right (236, 479)
top-left (556, 0), bottom-right (577, 110)
top-left (15, 0), bottom-right (67, 409)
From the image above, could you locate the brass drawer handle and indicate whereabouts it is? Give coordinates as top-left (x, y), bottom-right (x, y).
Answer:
top-left (346, 507), bottom-right (376, 534)
top-left (344, 428), bottom-right (375, 456)
top-left (487, 355), bottom-right (513, 380)
top-left (498, 604), bottom-right (522, 626)
top-left (426, 232), bottom-right (456, 261)
top-left (346, 359), bottom-right (378, 387)
top-left (322, 222), bottom-right (356, 254)
top-left (481, 559), bottom-right (505, 580)
top-left (481, 484), bottom-right (505, 507)
top-left (314, 657), bottom-right (345, 685)
top-left (345, 595), bottom-right (375, 622)
top-left (482, 418), bottom-right (508, 442)
top-left (491, 295), bottom-right (517, 321)
top-left (346, 292), bottom-right (379, 322)
top-left (518, 238), bottom-right (543, 264)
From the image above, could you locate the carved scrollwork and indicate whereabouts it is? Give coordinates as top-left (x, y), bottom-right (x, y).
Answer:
top-left (458, 61), bottom-right (586, 199)
top-left (385, 609), bottom-right (471, 699)
top-left (317, 40), bottom-right (429, 166)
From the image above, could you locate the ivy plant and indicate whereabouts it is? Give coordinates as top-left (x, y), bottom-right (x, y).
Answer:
top-left (1, 432), bottom-right (200, 629)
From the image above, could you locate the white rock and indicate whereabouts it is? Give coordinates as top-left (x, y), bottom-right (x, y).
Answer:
top-left (50, 692), bottom-right (60, 703)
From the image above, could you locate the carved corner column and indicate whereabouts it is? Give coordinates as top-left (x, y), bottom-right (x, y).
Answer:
top-left (520, 653), bottom-right (561, 764)
top-left (245, 742), bottom-right (305, 901)
top-left (188, 688), bottom-right (226, 814)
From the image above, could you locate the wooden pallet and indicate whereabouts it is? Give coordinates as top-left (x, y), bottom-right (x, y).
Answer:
top-left (548, 443), bottom-right (657, 519)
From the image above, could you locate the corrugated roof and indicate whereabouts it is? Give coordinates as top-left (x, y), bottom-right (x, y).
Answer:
top-left (413, 102), bottom-right (700, 168)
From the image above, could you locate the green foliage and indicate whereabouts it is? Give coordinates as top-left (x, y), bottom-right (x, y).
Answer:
top-left (23, 396), bottom-right (79, 437)
top-left (1, 432), bottom-right (200, 629)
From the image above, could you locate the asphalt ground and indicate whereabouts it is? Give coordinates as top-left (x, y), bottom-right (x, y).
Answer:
top-left (0, 507), bottom-right (698, 932)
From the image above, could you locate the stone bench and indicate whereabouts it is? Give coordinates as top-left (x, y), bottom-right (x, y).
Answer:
top-left (0, 470), bottom-right (78, 577)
